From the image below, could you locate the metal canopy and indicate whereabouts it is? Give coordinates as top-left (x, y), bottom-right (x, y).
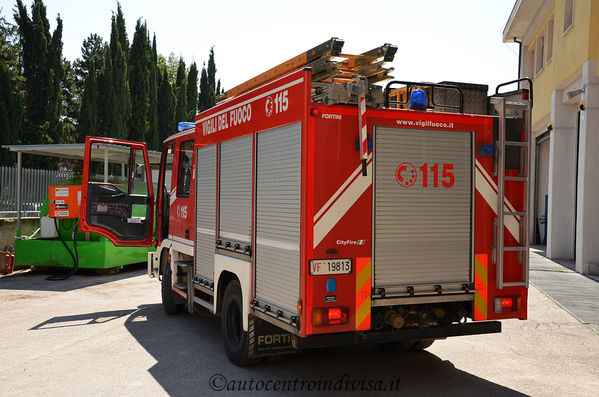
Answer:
top-left (1, 143), bottom-right (162, 164)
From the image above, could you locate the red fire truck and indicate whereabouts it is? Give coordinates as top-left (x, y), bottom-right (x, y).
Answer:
top-left (78, 38), bottom-right (532, 365)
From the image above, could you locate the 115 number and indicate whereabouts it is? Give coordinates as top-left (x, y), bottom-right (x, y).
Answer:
top-left (419, 163), bottom-right (455, 188)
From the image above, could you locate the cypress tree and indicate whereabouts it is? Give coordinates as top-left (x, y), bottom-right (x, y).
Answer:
top-left (78, 63), bottom-right (98, 138)
top-left (207, 47), bottom-right (217, 107)
top-left (14, 0), bottom-right (65, 149)
top-left (60, 59), bottom-right (77, 143)
top-left (157, 68), bottom-right (175, 143)
top-left (106, 7), bottom-right (131, 140)
top-left (198, 47), bottom-right (218, 111)
top-left (110, 2), bottom-right (128, 64)
top-left (147, 34), bottom-right (159, 150)
top-left (112, 41), bottom-right (130, 139)
top-left (198, 65), bottom-right (210, 112)
top-left (207, 46), bottom-right (216, 92)
top-left (97, 44), bottom-right (114, 137)
top-left (174, 57), bottom-right (187, 123)
top-left (48, 14), bottom-right (66, 144)
top-left (128, 19), bottom-right (150, 141)
top-left (0, 15), bottom-right (23, 164)
top-left (186, 61), bottom-right (198, 121)
top-left (0, 61), bottom-right (24, 165)
top-left (0, 63), bottom-right (14, 151)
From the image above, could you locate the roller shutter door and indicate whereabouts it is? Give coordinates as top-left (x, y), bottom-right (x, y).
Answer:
top-left (255, 122), bottom-right (302, 314)
top-left (219, 135), bottom-right (252, 244)
top-left (195, 145), bottom-right (217, 280)
top-left (374, 127), bottom-right (473, 295)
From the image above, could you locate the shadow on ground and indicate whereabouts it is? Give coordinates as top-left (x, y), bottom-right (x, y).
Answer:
top-left (122, 303), bottom-right (526, 397)
top-left (30, 309), bottom-right (137, 330)
top-left (0, 263), bottom-right (146, 292)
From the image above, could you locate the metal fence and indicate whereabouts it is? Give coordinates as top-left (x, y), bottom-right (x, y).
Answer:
top-left (0, 167), bottom-right (74, 218)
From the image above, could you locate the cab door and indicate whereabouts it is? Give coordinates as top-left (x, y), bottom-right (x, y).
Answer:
top-left (80, 136), bottom-right (155, 246)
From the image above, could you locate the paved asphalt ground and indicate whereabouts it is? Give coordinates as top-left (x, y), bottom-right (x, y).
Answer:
top-left (1, 261), bottom-right (598, 397)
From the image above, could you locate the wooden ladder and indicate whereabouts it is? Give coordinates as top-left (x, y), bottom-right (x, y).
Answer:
top-left (220, 37), bottom-right (397, 100)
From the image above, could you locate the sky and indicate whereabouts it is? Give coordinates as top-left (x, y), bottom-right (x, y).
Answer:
top-left (0, 0), bottom-right (519, 94)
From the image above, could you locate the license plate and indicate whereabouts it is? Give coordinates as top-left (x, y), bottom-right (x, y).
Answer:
top-left (309, 259), bottom-right (352, 276)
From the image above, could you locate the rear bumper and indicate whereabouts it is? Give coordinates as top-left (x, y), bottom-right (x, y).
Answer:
top-left (293, 321), bottom-right (501, 350)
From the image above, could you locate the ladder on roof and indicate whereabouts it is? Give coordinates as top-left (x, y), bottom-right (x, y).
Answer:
top-left (220, 37), bottom-right (397, 100)
top-left (490, 78), bottom-right (533, 289)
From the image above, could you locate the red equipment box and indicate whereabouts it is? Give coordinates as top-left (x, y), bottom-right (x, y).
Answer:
top-left (49, 185), bottom-right (82, 218)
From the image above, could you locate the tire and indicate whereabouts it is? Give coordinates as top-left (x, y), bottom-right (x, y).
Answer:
top-left (410, 339), bottom-right (435, 351)
top-left (161, 254), bottom-right (185, 315)
top-left (221, 280), bottom-right (257, 366)
top-left (375, 340), bottom-right (414, 352)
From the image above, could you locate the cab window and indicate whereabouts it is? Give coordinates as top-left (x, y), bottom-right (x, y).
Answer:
top-left (177, 140), bottom-right (193, 197)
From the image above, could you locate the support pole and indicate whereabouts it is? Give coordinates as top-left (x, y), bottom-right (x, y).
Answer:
top-left (16, 151), bottom-right (22, 238)
top-left (103, 147), bottom-right (108, 183)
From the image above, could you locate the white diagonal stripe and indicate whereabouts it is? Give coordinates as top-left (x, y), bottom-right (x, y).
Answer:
top-left (314, 153), bottom-right (372, 223)
top-left (169, 187), bottom-right (177, 206)
top-left (475, 159), bottom-right (519, 216)
top-left (313, 160), bottom-right (372, 249)
top-left (475, 163), bottom-right (520, 241)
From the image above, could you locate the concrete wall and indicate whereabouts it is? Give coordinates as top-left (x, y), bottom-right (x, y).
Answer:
top-left (0, 218), bottom-right (40, 251)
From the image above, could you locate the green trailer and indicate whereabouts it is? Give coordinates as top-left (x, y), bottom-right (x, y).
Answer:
top-left (2, 142), bottom-right (161, 271)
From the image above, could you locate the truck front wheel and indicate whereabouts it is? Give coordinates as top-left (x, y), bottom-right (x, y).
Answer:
top-left (221, 280), bottom-right (257, 366)
top-left (161, 254), bottom-right (185, 314)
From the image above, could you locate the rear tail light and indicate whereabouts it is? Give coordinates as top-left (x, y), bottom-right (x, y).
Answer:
top-left (494, 296), bottom-right (523, 313)
top-left (312, 307), bottom-right (349, 326)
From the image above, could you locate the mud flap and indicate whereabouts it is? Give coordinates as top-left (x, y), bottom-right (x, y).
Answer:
top-left (248, 316), bottom-right (297, 358)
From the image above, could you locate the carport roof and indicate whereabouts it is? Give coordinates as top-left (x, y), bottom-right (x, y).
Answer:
top-left (1, 143), bottom-right (162, 164)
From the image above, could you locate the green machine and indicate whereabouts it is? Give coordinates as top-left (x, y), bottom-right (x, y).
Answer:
top-left (3, 143), bottom-right (161, 273)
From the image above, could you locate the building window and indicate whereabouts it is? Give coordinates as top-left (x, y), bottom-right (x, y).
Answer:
top-left (535, 34), bottom-right (544, 75)
top-left (563, 0), bottom-right (574, 33)
top-left (546, 17), bottom-right (554, 62)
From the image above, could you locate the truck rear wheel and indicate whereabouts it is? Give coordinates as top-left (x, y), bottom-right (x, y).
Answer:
top-left (376, 339), bottom-right (435, 352)
top-left (375, 340), bottom-right (414, 352)
top-left (161, 255), bottom-right (185, 314)
top-left (221, 280), bottom-right (257, 366)
top-left (410, 339), bottom-right (435, 351)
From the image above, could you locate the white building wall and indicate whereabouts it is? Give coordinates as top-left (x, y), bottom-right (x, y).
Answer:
top-left (575, 59), bottom-right (599, 275)
top-left (546, 91), bottom-right (577, 260)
